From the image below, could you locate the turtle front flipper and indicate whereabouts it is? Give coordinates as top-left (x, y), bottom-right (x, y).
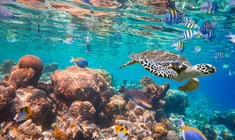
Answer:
top-left (178, 78), bottom-right (199, 92)
top-left (119, 60), bottom-right (138, 69)
top-left (139, 59), bottom-right (178, 79)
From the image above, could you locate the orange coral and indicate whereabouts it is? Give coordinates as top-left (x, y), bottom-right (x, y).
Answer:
top-left (53, 127), bottom-right (68, 140)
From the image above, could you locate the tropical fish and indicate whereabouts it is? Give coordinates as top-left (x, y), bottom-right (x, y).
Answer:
top-left (0, 5), bottom-right (14, 19)
top-left (86, 43), bottom-right (90, 53)
top-left (229, 69), bottom-right (235, 76)
top-left (225, 32), bottom-right (235, 43)
top-left (114, 125), bottom-right (129, 140)
top-left (14, 106), bottom-right (32, 122)
top-left (82, 0), bottom-right (93, 5)
top-left (202, 29), bottom-right (216, 41)
top-left (179, 30), bottom-right (198, 40)
top-left (70, 57), bottom-right (88, 68)
top-left (172, 41), bottom-right (184, 52)
top-left (63, 38), bottom-right (74, 44)
top-left (201, 1), bottom-right (218, 13)
top-left (214, 51), bottom-right (225, 59)
top-left (183, 17), bottom-right (199, 29)
top-left (180, 119), bottom-right (207, 140)
top-left (118, 86), bottom-right (152, 109)
top-left (6, 30), bottom-right (16, 42)
top-left (163, 9), bottom-right (186, 25)
top-left (199, 21), bottom-right (216, 35)
top-left (194, 46), bottom-right (202, 53)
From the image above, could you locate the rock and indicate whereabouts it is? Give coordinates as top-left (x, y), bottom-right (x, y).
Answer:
top-left (14, 86), bottom-right (54, 125)
top-left (51, 66), bottom-right (114, 109)
top-left (0, 85), bottom-right (16, 121)
top-left (165, 130), bottom-right (180, 140)
top-left (163, 89), bottom-right (188, 116)
top-left (69, 101), bottom-right (96, 123)
top-left (152, 122), bottom-right (168, 139)
top-left (94, 69), bottom-right (113, 85)
top-left (8, 55), bottom-right (43, 88)
top-left (140, 76), bottom-right (154, 86)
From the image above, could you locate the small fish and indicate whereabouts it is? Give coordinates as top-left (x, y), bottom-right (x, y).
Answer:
top-left (199, 21), bottom-right (216, 35)
top-left (183, 17), bottom-right (199, 29)
top-left (118, 86), bottom-right (152, 109)
top-left (214, 51), bottom-right (225, 59)
top-left (201, 1), bottom-right (218, 13)
top-left (180, 119), bottom-right (207, 140)
top-left (201, 29), bottom-right (216, 41)
top-left (163, 9), bottom-right (186, 25)
top-left (63, 38), bottom-right (74, 44)
top-left (6, 30), bottom-right (16, 42)
top-left (86, 43), bottom-right (90, 53)
top-left (229, 69), bottom-right (235, 76)
top-left (172, 41), bottom-right (184, 52)
top-left (225, 32), bottom-right (235, 39)
top-left (70, 57), bottom-right (88, 68)
top-left (114, 125), bottom-right (129, 140)
top-left (179, 30), bottom-right (198, 40)
top-left (82, 0), bottom-right (93, 5)
top-left (14, 106), bottom-right (32, 122)
top-left (115, 31), bottom-right (122, 42)
top-left (0, 5), bottom-right (14, 19)
top-left (194, 46), bottom-right (202, 53)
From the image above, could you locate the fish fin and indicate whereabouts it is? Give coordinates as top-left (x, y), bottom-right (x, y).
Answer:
top-left (70, 56), bottom-right (74, 62)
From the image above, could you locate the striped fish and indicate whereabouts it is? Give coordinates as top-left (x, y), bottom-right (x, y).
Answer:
top-left (179, 30), bottom-right (198, 39)
top-left (163, 9), bottom-right (186, 25)
top-left (200, 21), bottom-right (216, 35)
top-left (201, 1), bottom-right (218, 13)
top-left (183, 17), bottom-right (199, 29)
top-left (172, 41), bottom-right (184, 52)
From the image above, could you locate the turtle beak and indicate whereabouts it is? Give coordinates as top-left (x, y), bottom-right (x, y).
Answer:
top-left (210, 66), bottom-right (216, 73)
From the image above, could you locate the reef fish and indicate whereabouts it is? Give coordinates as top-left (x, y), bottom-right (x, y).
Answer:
top-left (214, 51), bottom-right (225, 59)
top-left (114, 125), bottom-right (129, 140)
top-left (172, 41), bottom-right (184, 52)
top-left (194, 46), bottom-right (202, 53)
top-left (201, 1), bottom-right (218, 13)
top-left (63, 38), bottom-right (74, 44)
top-left (118, 86), bottom-right (152, 109)
top-left (70, 57), bottom-right (88, 68)
top-left (14, 106), bottom-right (32, 122)
top-left (0, 5), bottom-right (14, 19)
top-left (199, 21), bottom-right (216, 35)
top-left (163, 9), bottom-right (186, 25)
top-left (183, 17), bottom-right (199, 29)
top-left (179, 30), bottom-right (198, 40)
top-left (180, 119), bottom-right (207, 140)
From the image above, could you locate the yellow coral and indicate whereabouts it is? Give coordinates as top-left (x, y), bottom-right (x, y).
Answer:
top-left (53, 127), bottom-right (68, 140)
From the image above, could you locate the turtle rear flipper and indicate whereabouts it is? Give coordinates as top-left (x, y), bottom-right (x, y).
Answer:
top-left (178, 78), bottom-right (199, 92)
top-left (119, 60), bottom-right (138, 69)
top-left (139, 59), bottom-right (178, 79)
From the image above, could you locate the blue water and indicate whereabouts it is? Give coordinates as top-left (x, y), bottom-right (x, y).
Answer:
top-left (0, 0), bottom-right (235, 111)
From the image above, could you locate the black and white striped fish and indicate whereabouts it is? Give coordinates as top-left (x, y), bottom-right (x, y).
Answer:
top-left (183, 17), bottom-right (199, 29)
top-left (178, 30), bottom-right (199, 39)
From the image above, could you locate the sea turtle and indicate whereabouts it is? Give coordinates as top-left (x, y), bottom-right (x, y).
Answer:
top-left (119, 50), bottom-right (216, 92)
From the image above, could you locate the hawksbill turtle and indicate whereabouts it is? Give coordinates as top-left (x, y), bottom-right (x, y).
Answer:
top-left (119, 50), bottom-right (216, 92)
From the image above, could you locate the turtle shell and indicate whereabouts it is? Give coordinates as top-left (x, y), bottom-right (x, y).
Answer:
top-left (130, 50), bottom-right (192, 69)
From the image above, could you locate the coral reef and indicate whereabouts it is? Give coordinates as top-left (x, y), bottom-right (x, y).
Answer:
top-left (7, 55), bottom-right (43, 88)
top-left (94, 68), bottom-right (113, 85)
top-left (163, 89), bottom-right (189, 116)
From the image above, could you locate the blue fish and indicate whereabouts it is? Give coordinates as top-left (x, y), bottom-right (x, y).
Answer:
top-left (70, 57), bottom-right (88, 68)
top-left (214, 51), bottom-right (225, 59)
top-left (201, 1), bottom-right (218, 13)
top-left (118, 86), bottom-right (152, 109)
top-left (82, 0), bottom-right (93, 5)
top-left (0, 5), bottom-right (14, 19)
top-left (199, 21), bottom-right (216, 35)
top-left (180, 119), bottom-right (207, 140)
top-left (203, 29), bottom-right (216, 41)
top-left (163, 9), bottom-right (186, 25)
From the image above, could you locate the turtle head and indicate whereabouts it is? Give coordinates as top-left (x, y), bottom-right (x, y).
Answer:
top-left (196, 64), bottom-right (216, 75)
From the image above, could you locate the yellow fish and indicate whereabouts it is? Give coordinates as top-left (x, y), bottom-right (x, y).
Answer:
top-left (114, 125), bottom-right (129, 140)
top-left (14, 106), bottom-right (32, 122)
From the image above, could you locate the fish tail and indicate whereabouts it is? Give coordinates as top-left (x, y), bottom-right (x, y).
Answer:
top-left (70, 56), bottom-right (74, 62)
top-left (119, 60), bottom-right (138, 69)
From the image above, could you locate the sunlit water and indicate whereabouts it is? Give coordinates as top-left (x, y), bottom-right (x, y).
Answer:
top-left (0, 0), bottom-right (235, 110)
